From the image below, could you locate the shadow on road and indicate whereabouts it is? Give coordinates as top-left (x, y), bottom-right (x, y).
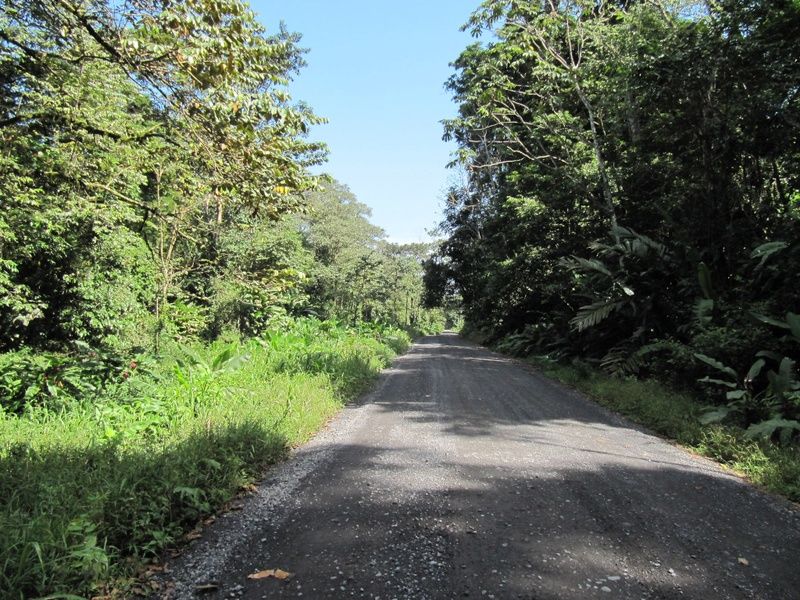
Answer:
top-left (167, 333), bottom-right (800, 599)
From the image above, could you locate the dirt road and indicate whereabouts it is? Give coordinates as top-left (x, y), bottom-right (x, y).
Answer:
top-left (160, 334), bottom-right (800, 599)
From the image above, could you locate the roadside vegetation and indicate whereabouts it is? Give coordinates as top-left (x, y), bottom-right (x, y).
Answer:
top-left (425, 0), bottom-right (800, 493)
top-left (0, 0), bottom-right (452, 597)
top-left (525, 356), bottom-right (800, 503)
top-left (1, 318), bottom-right (412, 597)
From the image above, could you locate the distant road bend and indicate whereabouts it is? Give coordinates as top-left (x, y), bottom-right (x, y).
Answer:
top-left (161, 333), bottom-right (800, 599)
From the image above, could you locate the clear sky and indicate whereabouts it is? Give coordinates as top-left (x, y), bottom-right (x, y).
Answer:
top-left (253, 1), bottom-right (476, 243)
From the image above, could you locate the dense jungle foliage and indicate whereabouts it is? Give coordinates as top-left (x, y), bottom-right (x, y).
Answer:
top-left (0, 0), bottom-right (446, 595)
top-left (426, 0), bottom-right (800, 443)
top-left (0, 0), bottom-right (444, 360)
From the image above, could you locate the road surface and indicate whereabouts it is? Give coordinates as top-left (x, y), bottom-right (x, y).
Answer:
top-left (159, 333), bottom-right (800, 599)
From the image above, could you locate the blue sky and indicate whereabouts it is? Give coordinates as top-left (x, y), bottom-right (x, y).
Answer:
top-left (253, 1), bottom-right (476, 243)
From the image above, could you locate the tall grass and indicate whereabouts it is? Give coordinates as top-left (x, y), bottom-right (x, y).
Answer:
top-left (0, 318), bottom-right (411, 599)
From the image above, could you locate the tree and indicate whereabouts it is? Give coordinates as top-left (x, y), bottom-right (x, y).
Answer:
top-left (432, 0), bottom-right (800, 419)
top-left (0, 0), bottom-right (325, 350)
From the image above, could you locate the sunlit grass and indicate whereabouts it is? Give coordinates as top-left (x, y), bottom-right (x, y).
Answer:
top-left (0, 319), bottom-right (411, 598)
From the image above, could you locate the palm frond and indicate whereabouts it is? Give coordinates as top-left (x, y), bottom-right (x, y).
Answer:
top-left (570, 298), bottom-right (624, 332)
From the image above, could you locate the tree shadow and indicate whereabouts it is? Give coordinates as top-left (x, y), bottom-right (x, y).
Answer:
top-left (159, 333), bottom-right (800, 599)
top-left (164, 442), bottom-right (800, 600)
top-left (373, 333), bottom-right (652, 440)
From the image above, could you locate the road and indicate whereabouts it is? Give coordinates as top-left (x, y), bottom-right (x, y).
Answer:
top-left (160, 333), bottom-right (800, 599)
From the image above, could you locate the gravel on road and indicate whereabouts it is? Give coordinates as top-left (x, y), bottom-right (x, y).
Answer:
top-left (157, 333), bottom-right (800, 600)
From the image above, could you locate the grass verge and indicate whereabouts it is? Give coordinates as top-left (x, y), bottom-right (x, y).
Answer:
top-left (0, 319), bottom-right (411, 598)
top-left (529, 357), bottom-right (800, 503)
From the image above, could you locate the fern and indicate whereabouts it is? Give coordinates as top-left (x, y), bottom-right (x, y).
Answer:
top-left (560, 256), bottom-right (612, 278)
top-left (600, 342), bottom-right (665, 376)
top-left (570, 299), bottom-right (625, 332)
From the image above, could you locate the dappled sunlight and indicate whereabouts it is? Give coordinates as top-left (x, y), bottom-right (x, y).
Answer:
top-left (158, 334), bottom-right (800, 599)
top-left (188, 437), bottom-right (798, 599)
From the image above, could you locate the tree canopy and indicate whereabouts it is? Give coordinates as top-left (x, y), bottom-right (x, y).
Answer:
top-left (428, 0), bottom-right (800, 439)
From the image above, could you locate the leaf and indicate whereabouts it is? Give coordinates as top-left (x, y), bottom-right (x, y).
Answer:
top-left (697, 262), bottom-right (714, 299)
top-left (211, 347), bottom-right (234, 371)
top-left (248, 568), bottom-right (293, 581)
top-left (222, 352), bottom-right (250, 372)
top-left (694, 298), bottom-right (714, 324)
top-left (748, 311), bottom-right (790, 330)
top-left (746, 359), bottom-right (766, 382)
top-left (750, 241), bottom-right (787, 268)
top-left (726, 390), bottom-right (746, 400)
top-left (698, 377), bottom-right (738, 389)
top-left (180, 346), bottom-right (207, 367)
top-left (563, 256), bottom-right (612, 277)
top-left (778, 356), bottom-right (796, 381)
top-left (699, 406), bottom-right (731, 424)
top-left (745, 418), bottom-right (800, 440)
top-left (756, 350), bottom-right (783, 362)
top-left (786, 313), bottom-right (800, 341)
top-left (570, 299), bottom-right (624, 332)
top-left (694, 353), bottom-right (737, 379)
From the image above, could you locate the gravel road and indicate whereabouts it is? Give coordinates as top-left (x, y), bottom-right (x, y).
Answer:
top-left (158, 333), bottom-right (800, 600)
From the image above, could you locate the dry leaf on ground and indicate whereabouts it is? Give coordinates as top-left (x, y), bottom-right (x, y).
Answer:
top-left (248, 568), bottom-right (293, 581)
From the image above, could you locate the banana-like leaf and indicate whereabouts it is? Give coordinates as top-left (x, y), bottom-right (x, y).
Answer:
top-left (694, 353), bottom-right (737, 379)
top-left (699, 406), bottom-right (731, 424)
top-left (786, 312), bottom-right (800, 341)
top-left (748, 311), bottom-right (791, 330)
top-left (756, 350), bottom-right (784, 362)
top-left (697, 262), bottom-right (714, 299)
top-left (222, 352), bottom-right (250, 373)
top-left (750, 240), bottom-right (787, 268)
top-left (746, 358), bottom-right (766, 382)
top-left (767, 370), bottom-right (781, 394)
top-left (745, 418), bottom-right (800, 441)
top-left (211, 347), bottom-right (234, 371)
top-left (698, 376), bottom-right (738, 388)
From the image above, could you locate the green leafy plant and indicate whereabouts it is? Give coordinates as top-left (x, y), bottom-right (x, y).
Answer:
top-left (695, 316), bottom-right (800, 444)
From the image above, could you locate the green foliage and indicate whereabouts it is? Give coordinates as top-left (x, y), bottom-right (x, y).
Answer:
top-left (301, 180), bottom-right (447, 331)
top-left (0, 0), bottom-right (325, 354)
top-left (432, 0), bottom-right (800, 454)
top-left (0, 1), bottom-right (434, 596)
top-left (0, 343), bottom-right (146, 416)
top-left (530, 356), bottom-right (800, 502)
top-left (694, 320), bottom-right (800, 444)
top-left (0, 318), bottom-right (405, 597)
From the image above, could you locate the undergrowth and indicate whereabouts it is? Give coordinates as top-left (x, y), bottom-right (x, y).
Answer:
top-left (530, 357), bottom-right (800, 503)
top-left (0, 318), bottom-right (411, 599)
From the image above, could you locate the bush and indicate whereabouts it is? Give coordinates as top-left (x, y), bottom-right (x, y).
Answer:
top-left (0, 318), bottom-right (405, 598)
